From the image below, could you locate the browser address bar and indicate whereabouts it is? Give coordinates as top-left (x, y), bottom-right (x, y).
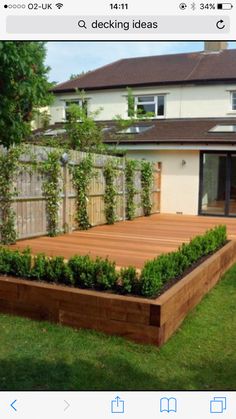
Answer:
top-left (7, 15), bottom-right (230, 34)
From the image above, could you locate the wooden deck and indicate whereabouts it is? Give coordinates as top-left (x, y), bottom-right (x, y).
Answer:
top-left (11, 214), bottom-right (236, 269)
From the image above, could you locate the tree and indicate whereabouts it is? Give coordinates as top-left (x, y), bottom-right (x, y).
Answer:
top-left (0, 41), bottom-right (52, 148)
top-left (70, 71), bottom-right (91, 80)
top-left (65, 103), bottom-right (106, 152)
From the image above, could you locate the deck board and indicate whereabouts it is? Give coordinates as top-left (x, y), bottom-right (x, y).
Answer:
top-left (11, 214), bottom-right (236, 269)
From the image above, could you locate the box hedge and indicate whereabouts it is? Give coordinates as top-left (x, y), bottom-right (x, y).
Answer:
top-left (0, 225), bottom-right (227, 298)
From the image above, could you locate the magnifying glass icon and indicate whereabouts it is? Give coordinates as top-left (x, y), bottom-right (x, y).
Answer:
top-left (78, 20), bottom-right (87, 29)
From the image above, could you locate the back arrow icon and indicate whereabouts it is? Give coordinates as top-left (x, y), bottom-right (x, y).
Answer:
top-left (10, 400), bottom-right (17, 412)
top-left (64, 400), bottom-right (70, 411)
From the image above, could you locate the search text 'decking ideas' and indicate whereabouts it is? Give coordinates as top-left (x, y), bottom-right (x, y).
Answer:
top-left (78, 18), bottom-right (159, 31)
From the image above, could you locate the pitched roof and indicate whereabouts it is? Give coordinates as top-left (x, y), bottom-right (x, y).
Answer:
top-left (52, 49), bottom-right (236, 93)
top-left (32, 118), bottom-right (236, 145)
top-left (103, 118), bottom-right (236, 144)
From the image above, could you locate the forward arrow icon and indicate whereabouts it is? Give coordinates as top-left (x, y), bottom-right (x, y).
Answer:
top-left (64, 400), bottom-right (70, 411)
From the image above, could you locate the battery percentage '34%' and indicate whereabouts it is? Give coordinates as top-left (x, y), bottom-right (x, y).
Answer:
top-left (200, 3), bottom-right (216, 9)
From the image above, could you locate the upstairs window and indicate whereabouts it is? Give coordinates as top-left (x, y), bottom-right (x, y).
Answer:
top-left (64, 99), bottom-right (88, 120)
top-left (129, 95), bottom-right (165, 118)
top-left (232, 92), bottom-right (236, 111)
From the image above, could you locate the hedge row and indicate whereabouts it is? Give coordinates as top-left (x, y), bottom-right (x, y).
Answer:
top-left (0, 225), bottom-right (227, 298)
top-left (140, 224), bottom-right (227, 297)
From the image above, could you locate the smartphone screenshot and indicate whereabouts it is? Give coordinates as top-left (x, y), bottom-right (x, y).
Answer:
top-left (0, 0), bottom-right (235, 418)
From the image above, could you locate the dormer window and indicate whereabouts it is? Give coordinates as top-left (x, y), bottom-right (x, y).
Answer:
top-left (129, 95), bottom-right (165, 118)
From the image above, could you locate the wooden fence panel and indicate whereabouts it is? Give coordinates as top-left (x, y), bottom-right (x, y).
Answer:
top-left (0, 147), bottom-right (161, 240)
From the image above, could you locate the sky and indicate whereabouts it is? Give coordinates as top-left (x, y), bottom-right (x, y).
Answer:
top-left (45, 41), bottom-right (236, 83)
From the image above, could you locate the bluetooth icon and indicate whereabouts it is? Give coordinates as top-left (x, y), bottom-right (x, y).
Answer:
top-left (191, 2), bottom-right (196, 10)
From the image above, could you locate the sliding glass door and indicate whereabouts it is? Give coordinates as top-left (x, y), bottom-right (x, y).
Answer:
top-left (229, 155), bottom-right (236, 216)
top-left (200, 152), bottom-right (236, 217)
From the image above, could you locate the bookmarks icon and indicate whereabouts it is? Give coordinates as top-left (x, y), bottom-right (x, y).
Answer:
top-left (160, 397), bottom-right (177, 413)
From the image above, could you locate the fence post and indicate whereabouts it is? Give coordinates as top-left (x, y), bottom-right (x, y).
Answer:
top-left (62, 163), bottom-right (70, 233)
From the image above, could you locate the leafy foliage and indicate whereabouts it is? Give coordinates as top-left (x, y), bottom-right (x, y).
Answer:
top-left (127, 87), bottom-right (135, 118)
top-left (68, 255), bottom-right (97, 288)
top-left (103, 159), bottom-right (117, 224)
top-left (125, 159), bottom-right (137, 220)
top-left (41, 149), bottom-right (62, 237)
top-left (93, 257), bottom-right (117, 290)
top-left (0, 146), bottom-right (23, 244)
top-left (140, 225), bottom-right (227, 297)
top-left (0, 247), bottom-right (31, 277)
top-left (70, 156), bottom-right (93, 230)
top-left (141, 160), bottom-right (153, 216)
top-left (68, 255), bottom-right (118, 290)
top-left (0, 41), bottom-right (52, 148)
top-left (70, 71), bottom-right (91, 80)
top-left (65, 100), bottom-right (106, 152)
top-left (117, 266), bottom-right (139, 294)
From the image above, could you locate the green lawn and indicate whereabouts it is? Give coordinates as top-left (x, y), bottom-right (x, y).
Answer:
top-left (0, 265), bottom-right (236, 391)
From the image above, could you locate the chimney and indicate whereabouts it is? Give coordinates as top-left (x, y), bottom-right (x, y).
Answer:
top-left (204, 41), bottom-right (228, 52)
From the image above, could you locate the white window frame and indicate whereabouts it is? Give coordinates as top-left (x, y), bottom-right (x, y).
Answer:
top-left (134, 95), bottom-right (165, 119)
top-left (231, 92), bottom-right (236, 111)
top-left (64, 99), bottom-right (87, 120)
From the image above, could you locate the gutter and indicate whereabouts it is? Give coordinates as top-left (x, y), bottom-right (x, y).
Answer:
top-left (110, 143), bottom-right (236, 151)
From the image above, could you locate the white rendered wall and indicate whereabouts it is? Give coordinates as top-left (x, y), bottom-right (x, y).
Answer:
top-left (49, 84), bottom-right (236, 124)
top-left (126, 150), bottom-right (200, 215)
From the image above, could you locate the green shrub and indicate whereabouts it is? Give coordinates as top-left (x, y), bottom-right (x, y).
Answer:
top-left (0, 247), bottom-right (32, 277)
top-left (140, 259), bottom-right (163, 298)
top-left (31, 253), bottom-right (49, 280)
top-left (45, 256), bottom-right (73, 285)
top-left (117, 266), bottom-right (138, 294)
top-left (140, 225), bottom-right (227, 298)
top-left (68, 255), bottom-right (117, 290)
top-left (94, 257), bottom-right (117, 290)
top-left (11, 248), bottom-right (32, 278)
top-left (0, 224), bottom-right (227, 299)
top-left (31, 254), bottom-right (73, 285)
top-left (0, 247), bottom-right (13, 275)
top-left (68, 255), bottom-right (96, 288)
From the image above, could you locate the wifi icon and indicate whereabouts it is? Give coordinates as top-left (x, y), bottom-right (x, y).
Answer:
top-left (55, 3), bottom-right (63, 9)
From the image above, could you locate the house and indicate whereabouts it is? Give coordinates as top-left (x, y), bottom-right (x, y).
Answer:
top-left (48, 41), bottom-right (236, 218)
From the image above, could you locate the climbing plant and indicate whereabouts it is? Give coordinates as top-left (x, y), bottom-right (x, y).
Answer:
top-left (125, 159), bottom-right (137, 220)
top-left (70, 155), bottom-right (93, 230)
top-left (41, 148), bottom-right (62, 237)
top-left (103, 159), bottom-right (117, 225)
top-left (0, 146), bottom-right (23, 244)
top-left (141, 160), bottom-right (153, 216)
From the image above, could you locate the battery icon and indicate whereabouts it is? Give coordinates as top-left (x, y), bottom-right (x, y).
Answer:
top-left (217, 3), bottom-right (233, 9)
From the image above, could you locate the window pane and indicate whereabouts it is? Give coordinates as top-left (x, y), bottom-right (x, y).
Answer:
top-left (232, 93), bottom-right (236, 110)
top-left (137, 96), bottom-right (155, 103)
top-left (82, 100), bottom-right (88, 116)
top-left (201, 153), bottom-right (226, 215)
top-left (65, 110), bottom-right (70, 120)
top-left (65, 100), bottom-right (81, 107)
top-left (137, 104), bottom-right (155, 115)
top-left (229, 155), bottom-right (236, 215)
top-left (157, 96), bottom-right (165, 116)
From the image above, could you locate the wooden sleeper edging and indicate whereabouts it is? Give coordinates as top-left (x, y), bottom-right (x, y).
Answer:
top-left (0, 240), bottom-right (235, 346)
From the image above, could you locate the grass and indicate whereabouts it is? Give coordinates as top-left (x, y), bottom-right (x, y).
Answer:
top-left (0, 265), bottom-right (236, 391)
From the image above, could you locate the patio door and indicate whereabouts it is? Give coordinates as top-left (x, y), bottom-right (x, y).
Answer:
top-left (199, 152), bottom-right (236, 217)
